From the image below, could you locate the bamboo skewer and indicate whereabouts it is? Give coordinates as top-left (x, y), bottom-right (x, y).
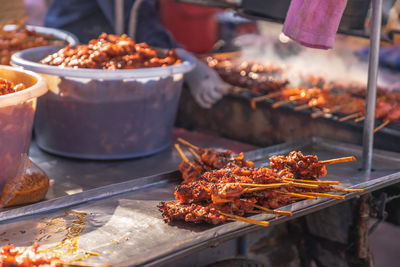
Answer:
top-left (271, 94), bottom-right (309, 109)
top-left (274, 191), bottom-right (317, 199)
top-left (354, 116), bottom-right (365, 123)
top-left (288, 95), bottom-right (303, 101)
top-left (249, 203), bottom-right (293, 216)
top-left (339, 112), bottom-right (360, 122)
top-left (174, 144), bottom-right (189, 162)
top-left (61, 262), bottom-right (107, 267)
top-left (272, 99), bottom-right (293, 108)
top-left (283, 178), bottom-right (340, 185)
top-left (244, 210), bottom-right (278, 216)
top-left (311, 106), bottom-right (341, 119)
top-left (286, 182), bottom-right (319, 189)
top-left (302, 192), bottom-right (345, 200)
top-left (228, 182), bottom-right (288, 188)
top-left (218, 211), bottom-right (270, 227)
top-left (332, 188), bottom-right (364, 193)
top-left (244, 186), bottom-right (284, 193)
top-left (231, 86), bottom-right (247, 93)
top-left (211, 194), bottom-right (232, 204)
top-left (294, 103), bottom-right (312, 111)
top-left (214, 198), bottom-right (293, 217)
top-left (188, 147), bottom-right (202, 162)
top-left (311, 110), bottom-right (325, 119)
top-left (177, 137), bottom-right (200, 150)
top-left (320, 156), bottom-right (356, 165)
top-left (252, 91), bottom-right (282, 102)
top-left (374, 119), bottom-right (390, 133)
top-left (213, 51), bottom-right (241, 60)
top-left (328, 106), bottom-right (342, 113)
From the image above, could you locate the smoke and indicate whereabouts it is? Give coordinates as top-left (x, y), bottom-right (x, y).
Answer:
top-left (233, 33), bottom-right (398, 89)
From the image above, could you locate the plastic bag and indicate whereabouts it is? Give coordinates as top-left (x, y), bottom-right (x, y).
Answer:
top-left (0, 154), bottom-right (49, 208)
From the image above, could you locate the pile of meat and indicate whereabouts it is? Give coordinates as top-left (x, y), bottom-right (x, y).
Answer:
top-left (40, 33), bottom-right (181, 70)
top-left (0, 24), bottom-right (66, 65)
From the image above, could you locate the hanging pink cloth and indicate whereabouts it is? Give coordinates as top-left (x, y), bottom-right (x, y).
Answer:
top-left (282, 0), bottom-right (348, 49)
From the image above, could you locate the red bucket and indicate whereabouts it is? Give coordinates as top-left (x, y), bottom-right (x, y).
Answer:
top-left (160, 0), bottom-right (219, 53)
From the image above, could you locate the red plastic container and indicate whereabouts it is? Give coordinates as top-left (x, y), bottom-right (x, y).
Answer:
top-left (160, 0), bottom-right (218, 54)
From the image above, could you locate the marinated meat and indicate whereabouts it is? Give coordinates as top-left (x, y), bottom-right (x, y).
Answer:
top-left (41, 33), bottom-right (181, 70)
top-left (0, 78), bottom-right (26, 96)
top-left (0, 25), bottom-right (66, 65)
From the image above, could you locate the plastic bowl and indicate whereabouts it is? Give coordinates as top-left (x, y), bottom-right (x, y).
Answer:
top-left (0, 65), bottom-right (47, 189)
top-left (11, 46), bottom-right (195, 160)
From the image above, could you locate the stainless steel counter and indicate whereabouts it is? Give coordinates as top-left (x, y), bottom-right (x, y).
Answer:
top-left (0, 137), bottom-right (399, 266)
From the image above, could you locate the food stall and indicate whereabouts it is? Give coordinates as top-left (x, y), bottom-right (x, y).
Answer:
top-left (0, 0), bottom-right (399, 266)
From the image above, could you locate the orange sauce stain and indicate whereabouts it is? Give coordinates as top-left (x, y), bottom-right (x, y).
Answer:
top-left (40, 210), bottom-right (99, 263)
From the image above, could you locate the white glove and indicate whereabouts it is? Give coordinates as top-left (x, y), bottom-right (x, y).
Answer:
top-left (184, 59), bottom-right (229, 108)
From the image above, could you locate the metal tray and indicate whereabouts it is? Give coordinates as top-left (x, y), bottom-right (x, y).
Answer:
top-left (0, 137), bottom-right (399, 266)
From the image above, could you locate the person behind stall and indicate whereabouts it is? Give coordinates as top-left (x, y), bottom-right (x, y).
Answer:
top-left (44, 0), bottom-right (227, 108)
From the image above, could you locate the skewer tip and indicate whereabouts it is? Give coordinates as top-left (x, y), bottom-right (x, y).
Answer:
top-left (373, 120), bottom-right (390, 133)
top-left (320, 156), bottom-right (357, 165)
top-left (174, 143), bottom-right (189, 162)
top-left (177, 137), bottom-right (199, 150)
top-left (188, 147), bottom-right (202, 163)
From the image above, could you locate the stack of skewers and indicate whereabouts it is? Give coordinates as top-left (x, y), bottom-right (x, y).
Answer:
top-left (203, 55), bottom-right (400, 133)
top-left (251, 81), bottom-right (400, 133)
top-left (158, 139), bottom-right (363, 227)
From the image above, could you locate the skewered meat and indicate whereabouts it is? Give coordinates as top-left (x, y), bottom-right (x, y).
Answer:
top-left (196, 150), bottom-right (253, 170)
top-left (158, 201), bottom-right (227, 225)
top-left (163, 141), bottom-right (360, 226)
top-left (198, 148), bottom-right (233, 169)
top-left (175, 164), bottom-right (329, 204)
top-left (322, 81), bottom-right (389, 98)
top-left (227, 153), bottom-right (255, 169)
top-left (175, 178), bottom-right (247, 204)
top-left (178, 160), bottom-right (211, 184)
top-left (291, 88), bottom-right (329, 105)
top-left (175, 166), bottom-right (282, 203)
top-left (269, 151), bottom-right (327, 179)
top-left (205, 56), bottom-right (288, 94)
top-left (159, 199), bottom-right (274, 225)
top-left (177, 141), bottom-right (254, 183)
top-left (386, 106), bottom-right (400, 122)
top-left (335, 97), bottom-right (365, 114)
top-left (375, 99), bottom-right (397, 119)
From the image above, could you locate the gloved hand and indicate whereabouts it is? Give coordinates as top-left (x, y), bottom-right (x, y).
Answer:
top-left (184, 59), bottom-right (229, 108)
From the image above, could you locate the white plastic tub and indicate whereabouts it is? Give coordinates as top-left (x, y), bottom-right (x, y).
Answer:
top-left (12, 46), bottom-right (195, 159)
top-left (0, 65), bottom-right (47, 190)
